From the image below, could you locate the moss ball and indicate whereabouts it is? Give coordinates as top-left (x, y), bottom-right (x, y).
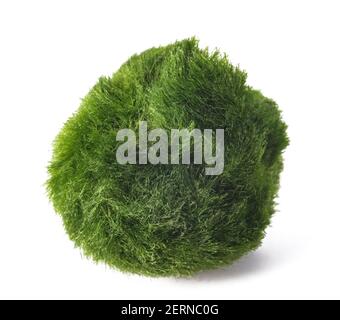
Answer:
top-left (47, 38), bottom-right (289, 277)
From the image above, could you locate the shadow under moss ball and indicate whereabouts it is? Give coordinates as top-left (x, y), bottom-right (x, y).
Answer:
top-left (47, 38), bottom-right (289, 277)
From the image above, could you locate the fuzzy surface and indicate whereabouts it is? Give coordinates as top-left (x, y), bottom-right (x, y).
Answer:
top-left (47, 38), bottom-right (289, 277)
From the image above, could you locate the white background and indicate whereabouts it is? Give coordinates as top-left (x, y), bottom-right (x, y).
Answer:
top-left (0, 0), bottom-right (339, 300)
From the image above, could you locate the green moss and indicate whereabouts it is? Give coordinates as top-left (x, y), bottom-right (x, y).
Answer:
top-left (47, 38), bottom-right (289, 277)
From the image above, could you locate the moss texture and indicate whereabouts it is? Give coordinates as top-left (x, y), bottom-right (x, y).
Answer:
top-left (47, 38), bottom-right (289, 277)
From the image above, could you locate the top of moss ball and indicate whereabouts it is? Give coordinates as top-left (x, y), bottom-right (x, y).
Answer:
top-left (47, 38), bottom-right (288, 277)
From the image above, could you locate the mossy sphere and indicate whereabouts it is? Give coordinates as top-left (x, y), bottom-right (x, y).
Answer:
top-left (47, 38), bottom-right (288, 276)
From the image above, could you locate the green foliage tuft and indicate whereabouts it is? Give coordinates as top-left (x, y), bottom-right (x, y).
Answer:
top-left (47, 38), bottom-right (289, 277)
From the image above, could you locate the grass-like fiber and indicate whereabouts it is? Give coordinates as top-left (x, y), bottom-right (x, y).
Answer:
top-left (47, 38), bottom-right (289, 277)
